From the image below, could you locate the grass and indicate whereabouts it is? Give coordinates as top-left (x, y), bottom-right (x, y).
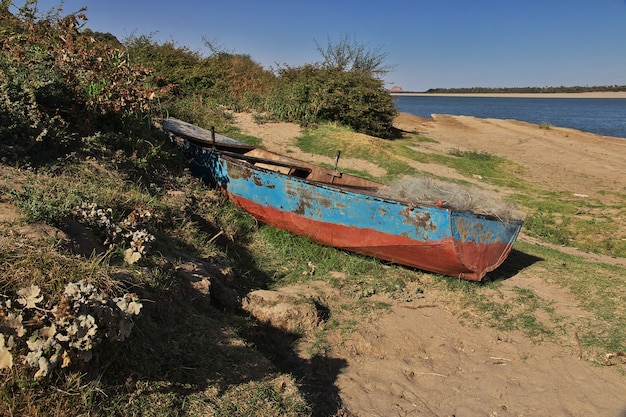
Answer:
top-left (446, 282), bottom-right (560, 341)
top-left (1, 119), bottom-right (626, 416)
top-left (295, 123), bottom-right (626, 258)
top-left (524, 242), bottom-right (626, 355)
top-left (296, 124), bottom-right (418, 180)
top-left (516, 190), bottom-right (626, 257)
top-left (0, 157), bottom-right (313, 416)
top-left (289, 122), bottom-right (626, 352)
top-left (254, 224), bottom-right (421, 299)
top-left (296, 123), bottom-right (528, 189)
top-left (425, 239), bottom-right (626, 356)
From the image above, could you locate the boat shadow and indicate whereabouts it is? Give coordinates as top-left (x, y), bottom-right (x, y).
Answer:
top-left (483, 248), bottom-right (543, 282)
top-left (239, 321), bottom-right (348, 416)
top-left (202, 223), bottom-right (348, 415)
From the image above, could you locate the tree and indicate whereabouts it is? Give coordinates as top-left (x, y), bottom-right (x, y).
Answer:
top-left (315, 34), bottom-right (392, 78)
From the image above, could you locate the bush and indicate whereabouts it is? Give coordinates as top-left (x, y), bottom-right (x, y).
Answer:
top-left (311, 69), bottom-right (397, 137)
top-left (0, 2), bottom-right (166, 161)
top-left (124, 34), bottom-right (397, 138)
top-left (124, 35), bottom-right (273, 128)
top-left (262, 64), bottom-right (397, 137)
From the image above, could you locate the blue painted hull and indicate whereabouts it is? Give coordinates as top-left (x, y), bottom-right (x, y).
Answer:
top-left (165, 118), bottom-right (523, 280)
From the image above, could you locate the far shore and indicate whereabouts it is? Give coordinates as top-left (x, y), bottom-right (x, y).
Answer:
top-left (390, 91), bottom-right (626, 99)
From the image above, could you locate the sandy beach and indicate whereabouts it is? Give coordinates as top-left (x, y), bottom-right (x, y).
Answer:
top-left (391, 91), bottom-right (626, 99)
top-left (231, 111), bottom-right (626, 417)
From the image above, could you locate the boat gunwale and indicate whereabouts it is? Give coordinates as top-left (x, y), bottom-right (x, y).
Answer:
top-left (163, 117), bottom-right (522, 225)
top-left (214, 149), bottom-right (521, 225)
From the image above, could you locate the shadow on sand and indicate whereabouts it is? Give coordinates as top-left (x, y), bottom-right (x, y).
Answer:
top-left (484, 248), bottom-right (543, 282)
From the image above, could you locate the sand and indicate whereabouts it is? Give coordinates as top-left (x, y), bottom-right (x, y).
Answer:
top-left (392, 91), bottom-right (626, 98)
top-left (232, 111), bottom-right (626, 417)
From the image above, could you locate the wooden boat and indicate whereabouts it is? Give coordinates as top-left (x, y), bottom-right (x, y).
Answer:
top-left (163, 117), bottom-right (522, 281)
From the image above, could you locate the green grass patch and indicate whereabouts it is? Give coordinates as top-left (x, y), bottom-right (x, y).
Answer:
top-left (295, 124), bottom-right (528, 188)
top-left (515, 191), bottom-right (626, 258)
top-left (432, 240), bottom-right (626, 356)
top-left (519, 241), bottom-right (626, 354)
top-left (296, 124), bottom-right (418, 180)
top-left (247, 224), bottom-right (409, 297)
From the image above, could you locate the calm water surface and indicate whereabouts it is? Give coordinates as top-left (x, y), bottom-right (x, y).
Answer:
top-left (393, 96), bottom-right (626, 139)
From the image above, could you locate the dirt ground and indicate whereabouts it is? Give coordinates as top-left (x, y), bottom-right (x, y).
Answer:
top-left (232, 112), bottom-right (626, 417)
top-left (3, 112), bottom-right (625, 416)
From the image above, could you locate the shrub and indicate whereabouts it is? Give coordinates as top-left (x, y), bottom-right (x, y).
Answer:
top-left (311, 69), bottom-right (397, 137)
top-left (0, 281), bottom-right (142, 380)
top-left (263, 64), bottom-right (397, 137)
top-left (124, 35), bottom-right (273, 128)
top-left (0, 2), bottom-right (166, 160)
top-left (124, 33), bottom-right (398, 138)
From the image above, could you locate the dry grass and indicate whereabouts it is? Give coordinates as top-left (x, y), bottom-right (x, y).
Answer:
top-left (0, 161), bottom-right (312, 416)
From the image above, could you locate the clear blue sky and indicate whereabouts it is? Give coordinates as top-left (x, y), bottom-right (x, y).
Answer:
top-left (25, 0), bottom-right (626, 91)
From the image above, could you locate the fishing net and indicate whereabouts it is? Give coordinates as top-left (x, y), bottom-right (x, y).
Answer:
top-left (377, 176), bottom-right (524, 222)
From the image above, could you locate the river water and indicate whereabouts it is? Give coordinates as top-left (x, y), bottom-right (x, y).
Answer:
top-left (393, 95), bottom-right (626, 139)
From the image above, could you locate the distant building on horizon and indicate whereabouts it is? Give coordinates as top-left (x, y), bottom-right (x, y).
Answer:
top-left (390, 86), bottom-right (404, 92)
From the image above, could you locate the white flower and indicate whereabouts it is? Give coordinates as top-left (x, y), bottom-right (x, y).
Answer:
top-left (63, 280), bottom-right (104, 304)
top-left (60, 350), bottom-right (71, 368)
top-left (78, 313), bottom-right (94, 326)
top-left (26, 325), bottom-right (58, 355)
top-left (63, 281), bottom-right (84, 300)
top-left (34, 356), bottom-right (52, 379)
top-left (114, 294), bottom-right (142, 316)
top-left (24, 349), bottom-right (41, 368)
top-left (16, 285), bottom-right (44, 309)
top-left (127, 300), bottom-right (142, 316)
top-left (65, 322), bottom-right (78, 337)
top-left (39, 323), bottom-right (56, 339)
top-left (124, 229), bottom-right (155, 257)
top-left (3, 312), bottom-right (26, 337)
top-left (0, 334), bottom-right (13, 370)
top-left (55, 332), bottom-right (70, 342)
top-left (124, 248), bottom-right (141, 264)
top-left (67, 314), bottom-right (98, 351)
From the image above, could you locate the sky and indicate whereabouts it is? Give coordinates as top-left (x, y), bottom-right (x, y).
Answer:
top-left (20, 0), bottom-right (626, 91)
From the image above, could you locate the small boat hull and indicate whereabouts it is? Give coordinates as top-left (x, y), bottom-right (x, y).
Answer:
top-left (165, 118), bottom-right (522, 281)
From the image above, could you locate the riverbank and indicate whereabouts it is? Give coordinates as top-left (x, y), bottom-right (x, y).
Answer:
top-left (231, 111), bottom-right (626, 417)
top-left (391, 91), bottom-right (626, 99)
top-left (235, 111), bottom-right (626, 199)
top-left (393, 112), bottom-right (626, 197)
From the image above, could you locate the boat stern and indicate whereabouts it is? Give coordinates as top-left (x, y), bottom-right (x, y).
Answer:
top-left (451, 212), bottom-right (523, 280)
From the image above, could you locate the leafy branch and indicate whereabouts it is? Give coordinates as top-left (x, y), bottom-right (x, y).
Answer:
top-left (315, 33), bottom-right (392, 78)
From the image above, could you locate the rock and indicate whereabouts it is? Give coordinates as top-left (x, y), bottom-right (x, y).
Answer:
top-left (176, 261), bottom-right (240, 310)
top-left (242, 289), bottom-right (324, 334)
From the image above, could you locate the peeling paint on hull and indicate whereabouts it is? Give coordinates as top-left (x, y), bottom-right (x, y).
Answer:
top-left (231, 194), bottom-right (516, 280)
top-left (192, 153), bottom-right (520, 281)
top-left (164, 118), bottom-right (523, 281)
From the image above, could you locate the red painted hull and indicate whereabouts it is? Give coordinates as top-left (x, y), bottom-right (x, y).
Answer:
top-left (163, 118), bottom-right (522, 281)
top-left (231, 194), bottom-right (515, 281)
